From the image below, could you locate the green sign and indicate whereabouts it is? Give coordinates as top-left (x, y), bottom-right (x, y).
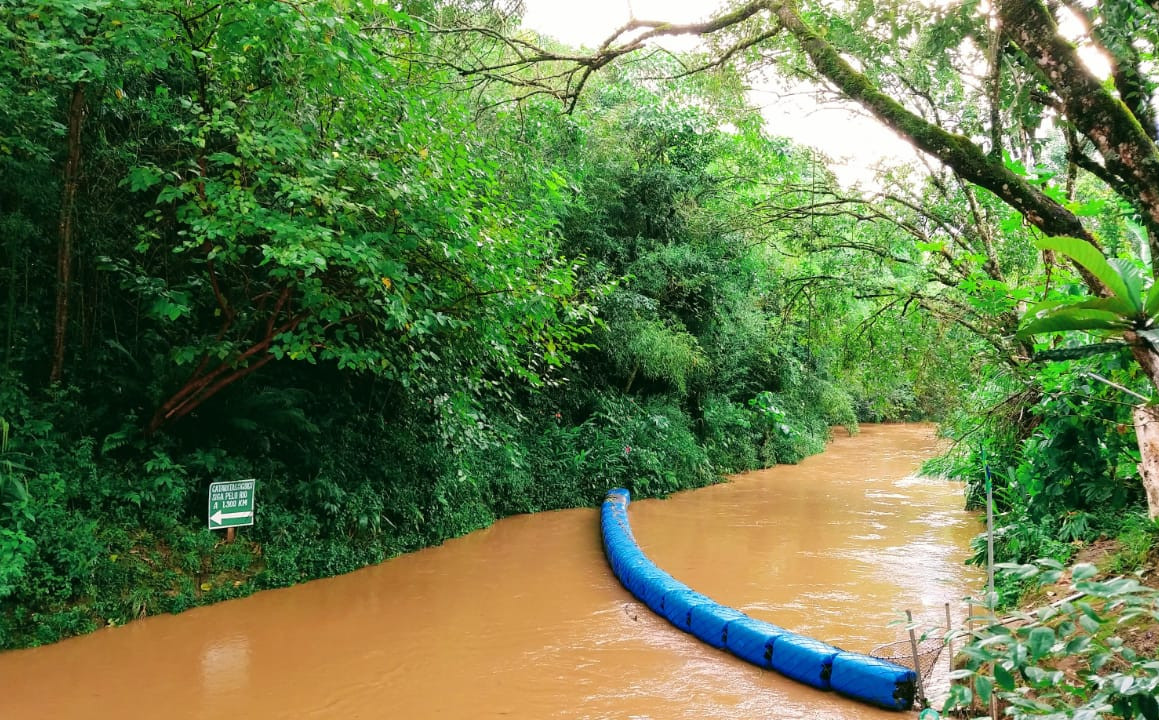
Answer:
top-left (208, 479), bottom-right (256, 530)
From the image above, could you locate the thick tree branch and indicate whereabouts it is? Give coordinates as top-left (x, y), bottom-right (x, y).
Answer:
top-left (770, 0), bottom-right (1093, 245)
top-left (1000, 0), bottom-right (1159, 242)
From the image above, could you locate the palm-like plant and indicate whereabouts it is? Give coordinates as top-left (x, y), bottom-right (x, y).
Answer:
top-left (1019, 237), bottom-right (1159, 354)
top-left (1019, 237), bottom-right (1159, 520)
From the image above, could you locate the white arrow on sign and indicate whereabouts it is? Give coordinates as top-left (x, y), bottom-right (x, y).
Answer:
top-left (210, 509), bottom-right (253, 525)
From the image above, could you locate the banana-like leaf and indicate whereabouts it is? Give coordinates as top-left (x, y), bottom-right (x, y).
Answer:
top-left (1145, 280), bottom-right (1159, 317)
top-left (1025, 297), bottom-right (1136, 319)
top-left (1034, 237), bottom-right (1138, 314)
top-left (1108, 258), bottom-right (1145, 315)
top-left (1022, 298), bottom-right (1072, 320)
top-left (1018, 308), bottom-right (1130, 338)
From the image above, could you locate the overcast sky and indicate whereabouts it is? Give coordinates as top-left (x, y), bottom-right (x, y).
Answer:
top-left (519, 0), bottom-right (920, 188)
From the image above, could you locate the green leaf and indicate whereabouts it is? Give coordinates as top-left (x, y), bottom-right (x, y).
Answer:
top-left (1111, 675), bottom-right (1135, 694)
top-left (1018, 308), bottom-right (1129, 338)
top-left (1035, 237), bottom-right (1138, 312)
top-left (994, 663), bottom-right (1016, 691)
top-left (1145, 281), bottom-right (1159, 317)
top-left (124, 166), bottom-right (163, 192)
top-left (1072, 563), bottom-right (1098, 580)
top-left (1079, 614), bottom-right (1101, 634)
top-left (1030, 342), bottom-right (1128, 363)
top-left (975, 673), bottom-right (993, 704)
top-left (1068, 198), bottom-right (1107, 217)
top-left (1027, 626), bottom-right (1055, 660)
top-left (1109, 258), bottom-right (1145, 314)
top-left (1138, 694), bottom-right (1159, 720)
top-left (1065, 635), bottom-right (1091, 654)
top-left (1092, 651), bottom-right (1112, 671)
top-left (156, 184), bottom-right (188, 204)
top-left (1023, 665), bottom-right (1048, 684)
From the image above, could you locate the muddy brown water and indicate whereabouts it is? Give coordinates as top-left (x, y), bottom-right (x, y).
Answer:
top-left (0, 424), bottom-right (981, 719)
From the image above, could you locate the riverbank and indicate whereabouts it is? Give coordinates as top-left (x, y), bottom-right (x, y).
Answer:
top-left (0, 423), bottom-right (973, 720)
top-left (1, 380), bottom-right (858, 651)
top-left (945, 537), bottom-right (1159, 718)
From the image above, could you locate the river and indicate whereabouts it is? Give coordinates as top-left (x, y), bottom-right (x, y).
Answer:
top-left (0, 424), bottom-right (980, 719)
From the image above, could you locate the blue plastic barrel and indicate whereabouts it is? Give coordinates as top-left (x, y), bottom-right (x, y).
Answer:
top-left (724, 616), bottom-right (788, 668)
top-left (829, 652), bottom-right (916, 710)
top-left (770, 634), bottom-right (841, 690)
top-left (659, 588), bottom-right (714, 630)
top-left (688, 604), bottom-right (748, 649)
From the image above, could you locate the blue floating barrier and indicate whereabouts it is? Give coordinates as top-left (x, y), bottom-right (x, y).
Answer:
top-left (830, 652), bottom-right (917, 710)
top-left (659, 588), bottom-right (714, 630)
top-left (599, 488), bottom-right (914, 711)
top-left (769, 633), bottom-right (840, 690)
top-left (633, 567), bottom-right (687, 608)
top-left (724, 616), bottom-right (788, 668)
top-left (688, 603), bottom-right (748, 649)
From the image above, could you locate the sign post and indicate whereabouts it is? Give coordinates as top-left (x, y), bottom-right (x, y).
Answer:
top-left (208, 479), bottom-right (256, 542)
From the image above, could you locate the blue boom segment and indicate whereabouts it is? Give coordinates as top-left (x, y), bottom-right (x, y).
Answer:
top-left (659, 588), bottom-right (714, 630)
top-left (830, 653), bottom-right (918, 710)
top-left (600, 489), bottom-right (917, 711)
top-left (770, 634), bottom-right (840, 690)
top-left (689, 603), bottom-right (749, 649)
top-left (724, 616), bottom-right (787, 668)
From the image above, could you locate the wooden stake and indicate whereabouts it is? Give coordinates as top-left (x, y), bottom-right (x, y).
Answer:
top-left (907, 610), bottom-right (927, 709)
top-left (226, 526), bottom-right (236, 544)
top-left (945, 602), bottom-right (953, 664)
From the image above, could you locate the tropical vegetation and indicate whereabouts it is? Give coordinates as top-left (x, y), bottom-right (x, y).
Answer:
top-left (2, 1), bottom-right (1158, 714)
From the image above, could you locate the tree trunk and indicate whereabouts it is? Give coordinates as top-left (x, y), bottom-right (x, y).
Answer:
top-left (1131, 403), bottom-right (1159, 520)
top-left (50, 82), bottom-right (87, 384)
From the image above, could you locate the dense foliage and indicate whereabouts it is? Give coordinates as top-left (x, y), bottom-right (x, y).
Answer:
top-left (0, 0), bottom-right (967, 648)
top-left (3, 15), bottom-right (1156, 720)
top-left (950, 561), bottom-right (1159, 719)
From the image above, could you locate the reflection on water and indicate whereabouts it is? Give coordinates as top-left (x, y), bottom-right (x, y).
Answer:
top-left (0, 424), bottom-right (980, 719)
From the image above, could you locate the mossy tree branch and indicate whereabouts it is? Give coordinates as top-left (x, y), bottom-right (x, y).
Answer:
top-left (999, 0), bottom-right (1159, 261)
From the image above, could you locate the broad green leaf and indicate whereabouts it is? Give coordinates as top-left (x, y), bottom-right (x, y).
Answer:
top-left (1023, 665), bottom-right (1048, 684)
top-left (1079, 614), bottom-right (1100, 634)
top-left (1022, 298), bottom-right (1073, 319)
top-left (1111, 675), bottom-right (1135, 693)
top-left (1069, 198), bottom-right (1107, 217)
top-left (1035, 237), bottom-right (1138, 312)
top-left (1072, 563), bottom-right (1098, 580)
top-left (1145, 281), bottom-right (1159, 317)
top-left (975, 673), bottom-right (993, 704)
top-left (1139, 694), bottom-right (1159, 720)
top-left (124, 165), bottom-right (163, 192)
top-left (1065, 635), bottom-right (1091, 654)
top-left (1018, 309), bottom-right (1129, 338)
top-left (1109, 258), bottom-right (1145, 314)
top-left (994, 662), bottom-right (1016, 691)
top-left (1027, 626), bottom-right (1055, 660)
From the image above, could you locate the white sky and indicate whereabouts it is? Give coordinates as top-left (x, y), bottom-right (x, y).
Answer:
top-left (520, 0), bottom-right (921, 188)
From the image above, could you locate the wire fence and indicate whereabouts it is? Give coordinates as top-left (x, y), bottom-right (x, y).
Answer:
top-left (870, 635), bottom-right (946, 682)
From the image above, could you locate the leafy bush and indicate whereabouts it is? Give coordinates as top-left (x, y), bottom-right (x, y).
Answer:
top-left (701, 395), bottom-right (760, 473)
top-left (929, 354), bottom-right (1151, 605)
top-left (947, 561), bottom-right (1159, 720)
